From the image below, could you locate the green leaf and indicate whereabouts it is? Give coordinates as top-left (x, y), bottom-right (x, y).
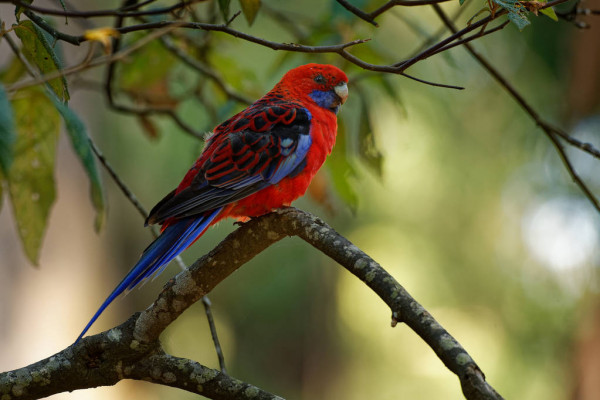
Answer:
top-left (326, 117), bottom-right (358, 212)
top-left (492, 0), bottom-right (530, 29)
top-left (13, 20), bottom-right (70, 102)
top-left (0, 85), bottom-right (17, 175)
top-left (15, 0), bottom-right (33, 21)
top-left (358, 99), bottom-right (383, 178)
top-left (8, 87), bottom-right (60, 265)
top-left (47, 91), bottom-right (106, 232)
top-left (540, 7), bottom-right (558, 21)
top-left (239, 0), bottom-right (261, 25)
top-left (218, 0), bottom-right (231, 21)
top-left (459, 0), bottom-right (466, 5)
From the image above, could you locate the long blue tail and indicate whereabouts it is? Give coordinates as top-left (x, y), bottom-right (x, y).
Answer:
top-left (76, 208), bottom-right (222, 343)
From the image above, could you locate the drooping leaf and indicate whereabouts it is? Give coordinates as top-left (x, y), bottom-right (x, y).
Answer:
top-left (326, 117), bottom-right (358, 213)
top-left (0, 85), bottom-right (17, 175)
top-left (239, 0), bottom-right (261, 25)
top-left (14, 0), bottom-right (33, 20)
top-left (492, 0), bottom-right (530, 29)
top-left (358, 98), bottom-right (383, 178)
top-left (13, 20), bottom-right (70, 102)
top-left (218, 0), bottom-right (231, 21)
top-left (47, 91), bottom-right (106, 232)
top-left (8, 88), bottom-right (60, 265)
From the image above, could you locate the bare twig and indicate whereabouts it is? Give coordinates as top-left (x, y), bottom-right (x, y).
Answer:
top-left (401, 71), bottom-right (464, 89)
top-left (429, 20), bottom-right (511, 57)
top-left (88, 138), bottom-right (149, 220)
top-left (369, 0), bottom-right (455, 19)
top-left (202, 296), bottom-right (227, 374)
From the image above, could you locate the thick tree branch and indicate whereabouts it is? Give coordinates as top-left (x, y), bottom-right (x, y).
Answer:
top-left (0, 208), bottom-right (503, 400)
top-left (0, 319), bottom-right (277, 400)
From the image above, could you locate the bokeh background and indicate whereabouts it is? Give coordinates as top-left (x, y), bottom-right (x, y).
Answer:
top-left (1, 0), bottom-right (600, 399)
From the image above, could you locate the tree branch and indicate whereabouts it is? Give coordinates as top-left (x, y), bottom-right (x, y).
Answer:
top-left (0, 208), bottom-right (503, 400)
top-left (6, 0), bottom-right (202, 19)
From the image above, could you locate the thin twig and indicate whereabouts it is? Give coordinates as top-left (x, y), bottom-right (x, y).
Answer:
top-left (6, 0), bottom-right (203, 19)
top-left (369, 0), bottom-right (454, 19)
top-left (429, 20), bottom-right (511, 56)
top-left (88, 138), bottom-right (149, 219)
top-left (401, 71), bottom-right (464, 89)
top-left (202, 296), bottom-right (227, 374)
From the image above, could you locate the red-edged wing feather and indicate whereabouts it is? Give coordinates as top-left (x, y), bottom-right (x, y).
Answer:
top-left (146, 98), bottom-right (313, 226)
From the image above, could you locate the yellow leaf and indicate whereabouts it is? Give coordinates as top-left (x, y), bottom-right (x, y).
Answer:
top-left (83, 27), bottom-right (120, 54)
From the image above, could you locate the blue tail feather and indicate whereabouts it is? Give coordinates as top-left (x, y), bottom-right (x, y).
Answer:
top-left (75, 208), bottom-right (222, 343)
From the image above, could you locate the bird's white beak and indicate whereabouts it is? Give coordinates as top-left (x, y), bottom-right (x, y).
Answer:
top-left (334, 82), bottom-right (348, 105)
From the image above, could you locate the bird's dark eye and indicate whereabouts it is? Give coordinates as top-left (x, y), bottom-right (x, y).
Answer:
top-left (314, 74), bottom-right (326, 84)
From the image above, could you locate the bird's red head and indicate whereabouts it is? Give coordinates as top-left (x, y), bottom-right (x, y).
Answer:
top-left (273, 64), bottom-right (349, 113)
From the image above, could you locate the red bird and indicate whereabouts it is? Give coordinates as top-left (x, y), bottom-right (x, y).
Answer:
top-left (77, 63), bottom-right (348, 342)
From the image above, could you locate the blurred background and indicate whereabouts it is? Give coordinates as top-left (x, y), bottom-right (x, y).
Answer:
top-left (1, 0), bottom-right (600, 399)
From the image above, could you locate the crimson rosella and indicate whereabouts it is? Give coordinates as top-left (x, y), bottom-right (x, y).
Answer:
top-left (77, 63), bottom-right (348, 342)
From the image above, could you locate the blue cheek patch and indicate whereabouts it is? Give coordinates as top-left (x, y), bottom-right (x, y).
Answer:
top-left (310, 90), bottom-right (338, 113)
